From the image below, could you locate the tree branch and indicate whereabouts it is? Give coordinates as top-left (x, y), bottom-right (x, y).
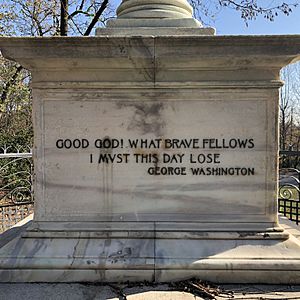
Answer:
top-left (220, 0), bottom-right (298, 21)
top-left (68, 10), bottom-right (90, 19)
top-left (1, 65), bottom-right (23, 105)
top-left (221, 0), bottom-right (296, 13)
top-left (84, 0), bottom-right (109, 36)
top-left (78, 0), bottom-right (86, 11)
top-left (68, 15), bottom-right (84, 35)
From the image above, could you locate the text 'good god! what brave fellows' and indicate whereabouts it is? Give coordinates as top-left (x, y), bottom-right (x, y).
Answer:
top-left (56, 138), bottom-right (255, 150)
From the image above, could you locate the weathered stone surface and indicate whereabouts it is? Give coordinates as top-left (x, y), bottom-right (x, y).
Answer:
top-left (0, 35), bottom-right (300, 283)
top-left (33, 93), bottom-right (275, 227)
top-left (95, 27), bottom-right (215, 36)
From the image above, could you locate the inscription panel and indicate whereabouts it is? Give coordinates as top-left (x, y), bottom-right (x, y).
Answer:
top-left (40, 98), bottom-right (272, 222)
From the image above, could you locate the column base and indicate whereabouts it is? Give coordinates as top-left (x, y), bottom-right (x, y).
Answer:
top-left (106, 17), bottom-right (201, 28)
top-left (96, 25), bottom-right (215, 36)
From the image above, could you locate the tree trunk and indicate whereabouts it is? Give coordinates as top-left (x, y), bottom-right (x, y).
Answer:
top-left (60, 0), bottom-right (69, 36)
top-left (281, 110), bottom-right (286, 151)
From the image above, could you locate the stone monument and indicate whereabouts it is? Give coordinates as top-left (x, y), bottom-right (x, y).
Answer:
top-left (1, 0), bottom-right (300, 283)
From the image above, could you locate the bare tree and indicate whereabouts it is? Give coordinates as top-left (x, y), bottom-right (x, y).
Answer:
top-left (0, 0), bottom-right (115, 142)
top-left (0, 0), bottom-right (115, 37)
top-left (280, 62), bottom-right (300, 152)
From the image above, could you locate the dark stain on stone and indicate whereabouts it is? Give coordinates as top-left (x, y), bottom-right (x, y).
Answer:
top-left (238, 231), bottom-right (257, 238)
top-left (116, 102), bottom-right (166, 136)
top-left (119, 45), bottom-right (126, 54)
top-left (109, 247), bottom-right (132, 258)
top-left (104, 239), bottom-right (111, 247)
top-left (127, 39), bottom-right (154, 81)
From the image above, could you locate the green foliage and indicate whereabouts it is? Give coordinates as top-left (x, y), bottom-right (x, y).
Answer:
top-left (0, 55), bottom-right (33, 204)
top-left (0, 56), bottom-right (33, 149)
top-left (280, 154), bottom-right (300, 169)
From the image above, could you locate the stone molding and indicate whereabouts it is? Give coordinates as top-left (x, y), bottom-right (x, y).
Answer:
top-left (1, 36), bottom-right (300, 84)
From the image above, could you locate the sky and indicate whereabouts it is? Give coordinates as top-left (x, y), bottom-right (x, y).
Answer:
top-left (211, 4), bottom-right (300, 35)
top-left (110, 0), bottom-right (300, 35)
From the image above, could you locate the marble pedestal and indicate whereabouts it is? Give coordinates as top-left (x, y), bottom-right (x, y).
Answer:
top-left (1, 35), bottom-right (300, 283)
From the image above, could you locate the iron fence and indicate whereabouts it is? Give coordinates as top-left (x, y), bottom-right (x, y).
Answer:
top-left (278, 150), bottom-right (300, 225)
top-left (278, 168), bottom-right (300, 225)
top-left (0, 145), bottom-right (34, 232)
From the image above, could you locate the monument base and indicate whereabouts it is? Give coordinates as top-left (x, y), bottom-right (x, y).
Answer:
top-left (1, 221), bottom-right (300, 283)
top-left (1, 35), bottom-right (300, 284)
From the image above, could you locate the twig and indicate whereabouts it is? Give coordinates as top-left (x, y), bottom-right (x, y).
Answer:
top-left (169, 278), bottom-right (234, 299)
